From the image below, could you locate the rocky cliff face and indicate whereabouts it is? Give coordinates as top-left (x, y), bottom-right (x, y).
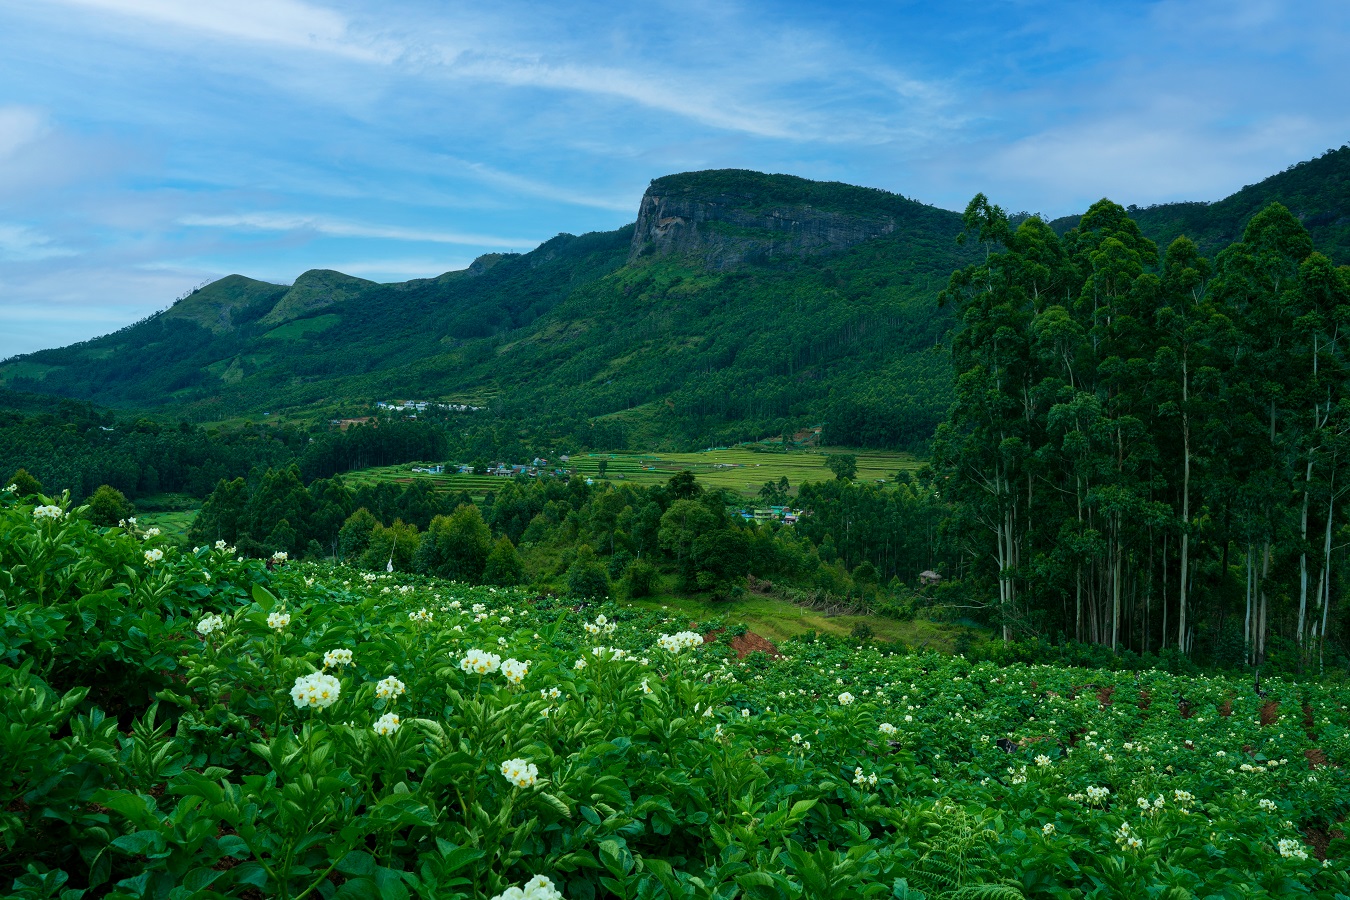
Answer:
top-left (629, 170), bottom-right (910, 269)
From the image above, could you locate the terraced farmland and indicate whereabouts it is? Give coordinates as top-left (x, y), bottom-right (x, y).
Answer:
top-left (342, 447), bottom-right (922, 499)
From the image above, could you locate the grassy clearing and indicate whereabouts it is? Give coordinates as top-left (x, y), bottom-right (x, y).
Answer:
top-left (137, 509), bottom-right (198, 541)
top-left (630, 589), bottom-right (978, 651)
top-left (341, 446), bottom-right (922, 500)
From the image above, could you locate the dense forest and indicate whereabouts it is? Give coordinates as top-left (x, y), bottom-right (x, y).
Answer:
top-left (937, 196), bottom-right (1350, 670)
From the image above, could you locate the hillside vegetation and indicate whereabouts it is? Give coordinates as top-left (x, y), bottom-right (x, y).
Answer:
top-left (5, 151), bottom-right (1350, 450)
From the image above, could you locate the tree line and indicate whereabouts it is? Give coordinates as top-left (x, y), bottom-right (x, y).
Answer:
top-left (185, 464), bottom-right (949, 614)
top-left (935, 197), bottom-right (1350, 669)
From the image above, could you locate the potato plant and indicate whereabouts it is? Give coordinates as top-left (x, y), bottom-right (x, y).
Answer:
top-left (3, 488), bottom-right (1350, 898)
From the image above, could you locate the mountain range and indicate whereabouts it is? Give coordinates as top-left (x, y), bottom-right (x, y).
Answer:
top-left (2, 146), bottom-right (1348, 450)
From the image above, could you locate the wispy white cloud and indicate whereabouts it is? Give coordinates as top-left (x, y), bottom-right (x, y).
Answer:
top-left (0, 105), bottom-right (48, 159)
top-left (178, 212), bottom-right (540, 248)
top-left (50, 0), bottom-right (388, 60)
top-left (453, 160), bottom-right (637, 212)
top-left (0, 224), bottom-right (77, 262)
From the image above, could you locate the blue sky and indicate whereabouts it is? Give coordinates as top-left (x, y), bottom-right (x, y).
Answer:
top-left (1, 0), bottom-right (1347, 357)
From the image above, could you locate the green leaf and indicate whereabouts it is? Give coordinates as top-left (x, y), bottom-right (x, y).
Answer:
top-left (251, 584), bottom-right (277, 609)
top-left (337, 850), bottom-right (376, 876)
top-left (111, 830), bottom-right (164, 855)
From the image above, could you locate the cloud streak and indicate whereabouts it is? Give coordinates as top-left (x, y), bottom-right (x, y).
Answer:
top-left (178, 213), bottom-right (541, 249)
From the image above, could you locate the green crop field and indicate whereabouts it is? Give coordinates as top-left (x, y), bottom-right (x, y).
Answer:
top-left (342, 446), bottom-right (921, 500)
top-left (6, 490), bottom-right (1348, 898)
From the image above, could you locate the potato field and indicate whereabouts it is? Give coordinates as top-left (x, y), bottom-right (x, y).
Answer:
top-left (3, 489), bottom-right (1350, 898)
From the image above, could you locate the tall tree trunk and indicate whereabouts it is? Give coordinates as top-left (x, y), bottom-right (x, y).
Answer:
top-left (1112, 515), bottom-right (1122, 652)
top-left (1299, 454), bottom-right (1315, 645)
top-left (1178, 374), bottom-right (1191, 652)
top-left (1245, 543), bottom-right (1254, 665)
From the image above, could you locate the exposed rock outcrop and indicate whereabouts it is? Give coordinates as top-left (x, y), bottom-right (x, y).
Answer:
top-left (629, 170), bottom-right (915, 269)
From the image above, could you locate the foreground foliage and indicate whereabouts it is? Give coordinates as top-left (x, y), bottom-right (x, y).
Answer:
top-left (3, 490), bottom-right (1350, 898)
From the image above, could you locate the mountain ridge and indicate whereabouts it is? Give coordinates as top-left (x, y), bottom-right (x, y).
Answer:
top-left (3, 150), bottom-right (1348, 449)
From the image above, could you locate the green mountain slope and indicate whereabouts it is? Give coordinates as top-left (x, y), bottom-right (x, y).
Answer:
top-left (1, 171), bottom-right (970, 447)
top-left (1051, 144), bottom-right (1350, 260)
top-left (3, 151), bottom-right (1347, 450)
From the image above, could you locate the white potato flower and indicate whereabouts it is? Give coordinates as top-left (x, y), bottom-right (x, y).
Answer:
top-left (323, 648), bottom-right (354, 668)
top-left (144, 548), bottom-right (164, 564)
top-left (197, 613), bottom-right (225, 635)
top-left (656, 631), bottom-right (704, 653)
top-left (271, 551), bottom-right (288, 562)
top-left (375, 675), bottom-right (406, 699)
top-left (291, 672), bottom-right (341, 709)
top-left (459, 649), bottom-right (502, 675)
top-left (838, 692), bottom-right (855, 706)
top-left (267, 611), bottom-right (291, 631)
top-left (878, 723), bottom-right (897, 735)
top-left (501, 757), bottom-right (539, 789)
top-left (501, 658), bottom-right (530, 685)
top-left (373, 712), bottom-right (401, 735)
top-left (489, 874), bottom-right (563, 900)
top-left (33, 505), bottom-right (63, 519)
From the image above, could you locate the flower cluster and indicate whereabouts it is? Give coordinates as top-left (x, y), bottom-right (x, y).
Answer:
top-left (541, 686), bottom-right (561, 700)
top-left (656, 631), bottom-right (704, 653)
top-left (271, 551), bottom-right (288, 563)
top-left (144, 548), bottom-right (164, 564)
top-left (838, 692), bottom-right (855, 706)
top-left (1259, 798), bottom-right (1278, 812)
top-left (1115, 821), bottom-right (1142, 850)
top-left (489, 875), bottom-right (563, 900)
top-left (33, 505), bottom-right (63, 519)
top-left (375, 675), bottom-right (406, 699)
top-left (323, 648), bottom-right (354, 668)
top-left (408, 608), bottom-right (433, 623)
top-left (267, 611), bottom-right (291, 631)
top-left (501, 658), bottom-right (530, 685)
top-left (291, 672), bottom-right (341, 709)
top-left (373, 712), bottom-right (401, 735)
top-left (501, 758), bottom-right (539, 789)
top-left (460, 649), bottom-right (502, 675)
top-left (853, 767), bottom-right (879, 787)
top-left (196, 613), bottom-right (225, 635)
top-left (1278, 837), bottom-right (1309, 860)
top-left (584, 614), bottom-right (617, 636)
top-left (878, 722), bottom-right (897, 735)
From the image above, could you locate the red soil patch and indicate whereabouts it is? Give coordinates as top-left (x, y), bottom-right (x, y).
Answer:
top-left (1218, 698), bottom-right (1232, 717)
top-left (1304, 827), bottom-right (1343, 862)
top-left (1306, 747), bottom-right (1330, 768)
top-left (1097, 686), bottom-right (1115, 707)
top-left (1260, 700), bottom-right (1280, 727)
top-left (701, 628), bottom-right (781, 659)
top-left (1138, 690), bottom-right (1152, 711)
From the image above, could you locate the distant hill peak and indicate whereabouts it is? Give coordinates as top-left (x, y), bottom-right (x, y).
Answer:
top-left (630, 169), bottom-right (933, 269)
top-left (259, 269), bottom-right (377, 326)
top-left (163, 274), bottom-right (287, 334)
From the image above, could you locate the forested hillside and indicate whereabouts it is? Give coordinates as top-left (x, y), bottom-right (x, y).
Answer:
top-left (0, 171), bottom-right (972, 448)
top-left (5, 153), bottom-right (1349, 451)
top-left (1052, 145), bottom-right (1350, 262)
